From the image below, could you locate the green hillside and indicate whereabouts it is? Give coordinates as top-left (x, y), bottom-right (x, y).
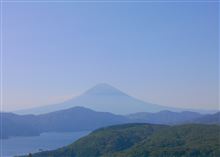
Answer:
top-left (24, 123), bottom-right (220, 157)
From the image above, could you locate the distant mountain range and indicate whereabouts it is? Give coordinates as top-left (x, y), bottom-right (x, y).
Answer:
top-left (189, 112), bottom-right (220, 124)
top-left (127, 110), bottom-right (203, 124)
top-left (127, 110), bottom-right (220, 125)
top-left (0, 107), bottom-right (127, 139)
top-left (21, 123), bottom-right (220, 157)
top-left (1, 106), bottom-right (219, 139)
top-left (15, 83), bottom-right (197, 115)
top-left (126, 111), bottom-right (220, 125)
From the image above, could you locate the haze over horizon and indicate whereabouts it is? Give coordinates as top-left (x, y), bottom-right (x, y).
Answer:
top-left (2, 2), bottom-right (219, 111)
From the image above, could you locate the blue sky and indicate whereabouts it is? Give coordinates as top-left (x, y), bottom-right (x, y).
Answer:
top-left (2, 2), bottom-right (219, 111)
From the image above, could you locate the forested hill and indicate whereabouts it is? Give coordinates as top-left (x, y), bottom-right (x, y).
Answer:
top-left (24, 123), bottom-right (220, 157)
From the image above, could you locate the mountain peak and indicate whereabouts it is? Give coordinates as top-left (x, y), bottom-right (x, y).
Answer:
top-left (84, 83), bottom-right (127, 96)
top-left (93, 83), bottom-right (115, 89)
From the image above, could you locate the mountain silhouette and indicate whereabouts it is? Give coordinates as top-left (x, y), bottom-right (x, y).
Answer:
top-left (127, 110), bottom-right (203, 124)
top-left (16, 83), bottom-right (180, 115)
top-left (1, 106), bottom-right (128, 139)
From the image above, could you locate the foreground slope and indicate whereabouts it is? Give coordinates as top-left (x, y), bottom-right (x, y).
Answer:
top-left (26, 123), bottom-right (220, 157)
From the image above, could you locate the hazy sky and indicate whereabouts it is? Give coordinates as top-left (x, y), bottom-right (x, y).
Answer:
top-left (2, 1), bottom-right (219, 111)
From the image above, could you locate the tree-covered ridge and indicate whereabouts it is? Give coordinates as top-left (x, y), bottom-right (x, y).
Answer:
top-left (24, 123), bottom-right (220, 157)
top-left (113, 124), bottom-right (220, 157)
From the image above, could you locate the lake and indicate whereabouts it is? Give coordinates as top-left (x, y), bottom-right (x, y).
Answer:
top-left (0, 131), bottom-right (90, 157)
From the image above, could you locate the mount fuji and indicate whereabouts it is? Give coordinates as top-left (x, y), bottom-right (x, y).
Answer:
top-left (15, 83), bottom-right (184, 115)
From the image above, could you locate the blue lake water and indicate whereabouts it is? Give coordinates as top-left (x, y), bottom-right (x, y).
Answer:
top-left (0, 131), bottom-right (90, 157)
